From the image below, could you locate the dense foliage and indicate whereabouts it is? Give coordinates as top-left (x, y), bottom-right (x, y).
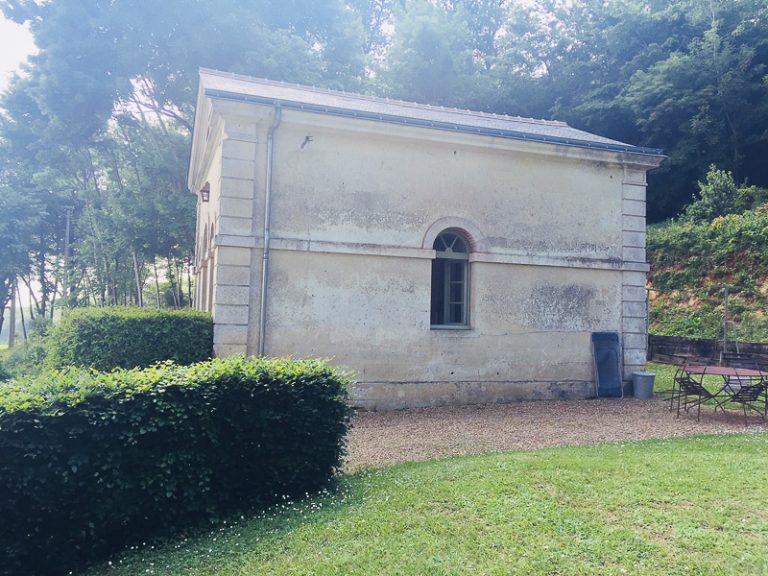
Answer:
top-left (648, 167), bottom-right (768, 341)
top-left (0, 318), bottom-right (51, 379)
top-left (0, 356), bottom-right (352, 576)
top-left (44, 307), bottom-right (213, 371)
top-left (1, 0), bottom-right (767, 340)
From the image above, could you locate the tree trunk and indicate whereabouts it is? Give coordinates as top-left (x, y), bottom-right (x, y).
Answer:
top-left (21, 275), bottom-right (39, 320)
top-left (111, 256), bottom-right (120, 306)
top-left (167, 257), bottom-right (180, 308)
top-left (175, 259), bottom-right (184, 307)
top-left (37, 239), bottom-right (48, 319)
top-left (83, 274), bottom-right (98, 307)
top-left (153, 261), bottom-right (162, 307)
top-left (132, 251), bottom-right (144, 307)
top-left (49, 272), bottom-right (59, 321)
top-left (86, 208), bottom-right (110, 307)
top-left (187, 260), bottom-right (193, 308)
top-left (8, 280), bottom-right (16, 348)
top-left (0, 277), bottom-right (9, 340)
top-left (17, 278), bottom-right (27, 341)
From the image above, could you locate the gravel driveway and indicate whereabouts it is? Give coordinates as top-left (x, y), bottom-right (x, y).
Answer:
top-left (344, 396), bottom-right (768, 472)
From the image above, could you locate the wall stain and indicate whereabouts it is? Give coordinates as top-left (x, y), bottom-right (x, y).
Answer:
top-left (523, 284), bottom-right (596, 330)
top-left (487, 234), bottom-right (615, 258)
top-left (316, 207), bottom-right (428, 230)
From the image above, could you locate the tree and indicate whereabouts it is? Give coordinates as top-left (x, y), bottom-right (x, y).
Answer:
top-left (623, 0), bottom-right (768, 219)
top-left (490, 0), bottom-right (768, 221)
top-left (350, 0), bottom-right (401, 58)
top-left (2, 0), bottom-right (768, 290)
top-left (0, 169), bottom-right (39, 337)
top-left (0, 0), bottom-right (369, 311)
top-left (0, 73), bottom-right (79, 320)
top-left (377, 0), bottom-right (494, 108)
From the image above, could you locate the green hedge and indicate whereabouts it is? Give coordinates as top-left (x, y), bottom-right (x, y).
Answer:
top-left (0, 359), bottom-right (10, 382)
top-left (0, 356), bottom-right (352, 576)
top-left (45, 307), bottom-right (213, 370)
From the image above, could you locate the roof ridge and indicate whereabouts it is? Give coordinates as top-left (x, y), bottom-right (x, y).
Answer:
top-left (198, 67), bottom-right (567, 128)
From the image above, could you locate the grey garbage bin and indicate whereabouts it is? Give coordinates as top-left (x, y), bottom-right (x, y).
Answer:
top-left (632, 371), bottom-right (656, 399)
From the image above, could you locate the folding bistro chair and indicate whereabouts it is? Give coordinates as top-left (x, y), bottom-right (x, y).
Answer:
top-left (670, 355), bottom-right (711, 411)
top-left (674, 360), bottom-right (721, 421)
top-left (669, 355), bottom-right (687, 410)
top-left (720, 353), bottom-right (767, 424)
top-left (722, 353), bottom-right (761, 393)
top-left (725, 380), bottom-right (768, 425)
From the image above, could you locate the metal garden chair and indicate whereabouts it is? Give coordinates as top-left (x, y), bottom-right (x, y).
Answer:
top-left (674, 361), bottom-right (722, 421)
top-left (724, 380), bottom-right (768, 425)
top-left (718, 354), bottom-right (767, 424)
top-left (670, 355), bottom-right (712, 411)
top-left (721, 353), bottom-right (762, 392)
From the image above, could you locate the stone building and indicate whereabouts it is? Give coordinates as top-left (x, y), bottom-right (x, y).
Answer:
top-left (188, 68), bottom-right (664, 410)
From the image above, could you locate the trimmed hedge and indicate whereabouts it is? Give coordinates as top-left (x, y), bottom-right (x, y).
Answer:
top-left (45, 307), bottom-right (213, 370)
top-left (0, 356), bottom-right (352, 576)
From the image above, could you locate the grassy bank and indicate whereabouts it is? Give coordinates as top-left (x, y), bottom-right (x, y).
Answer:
top-left (83, 433), bottom-right (768, 576)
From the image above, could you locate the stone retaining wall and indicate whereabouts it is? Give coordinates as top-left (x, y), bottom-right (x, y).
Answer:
top-left (648, 334), bottom-right (768, 363)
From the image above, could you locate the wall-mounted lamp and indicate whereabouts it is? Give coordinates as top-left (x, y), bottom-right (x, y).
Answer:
top-left (300, 135), bottom-right (313, 150)
top-left (200, 182), bottom-right (210, 202)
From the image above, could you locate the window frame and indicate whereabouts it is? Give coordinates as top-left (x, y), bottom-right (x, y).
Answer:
top-left (430, 231), bottom-right (470, 329)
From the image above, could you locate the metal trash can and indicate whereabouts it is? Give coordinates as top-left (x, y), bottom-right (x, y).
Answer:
top-left (632, 371), bottom-right (656, 399)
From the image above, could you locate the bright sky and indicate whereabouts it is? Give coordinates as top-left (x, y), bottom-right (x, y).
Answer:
top-left (0, 15), bottom-right (36, 92)
top-left (0, 17), bottom-right (36, 343)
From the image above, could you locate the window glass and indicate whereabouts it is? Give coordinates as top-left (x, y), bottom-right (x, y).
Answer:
top-left (431, 231), bottom-right (469, 327)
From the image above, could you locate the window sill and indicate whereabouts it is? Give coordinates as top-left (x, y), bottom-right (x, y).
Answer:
top-left (431, 324), bottom-right (471, 331)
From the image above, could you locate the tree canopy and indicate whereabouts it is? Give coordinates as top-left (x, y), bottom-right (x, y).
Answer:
top-left (1, 0), bottom-right (766, 327)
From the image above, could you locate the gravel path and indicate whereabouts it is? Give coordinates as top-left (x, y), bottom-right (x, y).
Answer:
top-left (344, 396), bottom-right (768, 472)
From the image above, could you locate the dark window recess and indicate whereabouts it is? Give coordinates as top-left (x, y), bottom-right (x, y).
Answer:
top-left (431, 232), bottom-right (469, 327)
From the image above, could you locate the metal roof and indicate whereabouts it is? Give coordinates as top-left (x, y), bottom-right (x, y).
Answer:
top-left (198, 68), bottom-right (663, 157)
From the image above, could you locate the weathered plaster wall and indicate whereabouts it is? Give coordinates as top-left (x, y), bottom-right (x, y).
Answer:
top-left (266, 250), bottom-right (621, 409)
top-left (191, 98), bottom-right (655, 409)
top-left (269, 113), bottom-right (624, 262)
top-left (193, 145), bottom-right (222, 314)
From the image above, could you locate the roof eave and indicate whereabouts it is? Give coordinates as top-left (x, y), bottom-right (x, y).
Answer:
top-left (187, 80), bottom-right (213, 192)
top-left (202, 87), bottom-right (665, 160)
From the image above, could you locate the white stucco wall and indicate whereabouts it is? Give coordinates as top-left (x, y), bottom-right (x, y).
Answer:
top-left (189, 93), bottom-right (661, 409)
top-left (270, 114), bottom-right (624, 260)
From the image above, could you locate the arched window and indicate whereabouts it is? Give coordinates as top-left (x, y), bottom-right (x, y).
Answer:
top-left (431, 231), bottom-right (469, 327)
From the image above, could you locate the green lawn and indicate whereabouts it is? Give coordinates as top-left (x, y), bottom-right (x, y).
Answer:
top-left (647, 361), bottom-right (677, 396)
top-left (84, 433), bottom-right (768, 576)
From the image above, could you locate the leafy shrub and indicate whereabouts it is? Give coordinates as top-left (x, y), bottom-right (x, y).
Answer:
top-left (0, 359), bottom-right (10, 382)
top-left (649, 302), bottom-right (723, 339)
top-left (684, 165), bottom-right (768, 223)
top-left (732, 314), bottom-right (768, 343)
top-left (0, 340), bottom-right (48, 379)
top-left (45, 307), bottom-right (213, 370)
top-left (650, 269), bottom-right (699, 293)
top-left (647, 220), bottom-right (706, 268)
top-left (142, 279), bottom-right (190, 308)
top-left (0, 356), bottom-right (352, 576)
top-left (648, 198), bottom-right (768, 341)
top-left (0, 322), bottom-right (50, 379)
